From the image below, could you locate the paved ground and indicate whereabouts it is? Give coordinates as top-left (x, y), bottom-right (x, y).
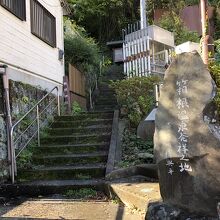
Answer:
top-left (0, 198), bottom-right (144, 220)
top-left (109, 176), bottom-right (161, 215)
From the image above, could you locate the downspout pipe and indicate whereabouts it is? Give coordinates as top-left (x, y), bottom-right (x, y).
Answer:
top-left (140, 0), bottom-right (147, 29)
top-left (0, 65), bottom-right (13, 182)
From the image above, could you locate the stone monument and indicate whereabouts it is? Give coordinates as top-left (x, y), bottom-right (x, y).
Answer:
top-left (153, 52), bottom-right (220, 217)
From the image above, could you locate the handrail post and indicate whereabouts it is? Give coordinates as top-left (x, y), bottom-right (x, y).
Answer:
top-left (57, 87), bottom-right (60, 116)
top-left (37, 105), bottom-right (40, 147)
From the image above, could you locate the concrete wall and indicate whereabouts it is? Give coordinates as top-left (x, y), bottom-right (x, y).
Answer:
top-left (0, 0), bottom-right (65, 89)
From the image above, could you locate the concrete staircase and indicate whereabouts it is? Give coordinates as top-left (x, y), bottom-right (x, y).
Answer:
top-left (0, 66), bottom-right (125, 197)
top-left (17, 112), bottom-right (113, 189)
top-left (94, 66), bottom-right (124, 111)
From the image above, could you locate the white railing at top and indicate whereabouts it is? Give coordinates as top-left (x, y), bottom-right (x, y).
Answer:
top-left (123, 28), bottom-right (151, 78)
top-left (151, 50), bottom-right (169, 75)
top-left (123, 26), bottom-right (173, 78)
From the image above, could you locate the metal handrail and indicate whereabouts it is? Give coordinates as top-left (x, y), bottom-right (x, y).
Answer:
top-left (9, 86), bottom-right (60, 183)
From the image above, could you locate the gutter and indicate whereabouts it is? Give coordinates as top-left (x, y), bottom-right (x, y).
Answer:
top-left (0, 65), bottom-right (13, 180)
top-left (0, 60), bottom-right (63, 86)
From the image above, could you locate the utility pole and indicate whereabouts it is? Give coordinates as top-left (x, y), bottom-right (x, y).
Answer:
top-left (201, 0), bottom-right (209, 65)
top-left (140, 0), bottom-right (147, 29)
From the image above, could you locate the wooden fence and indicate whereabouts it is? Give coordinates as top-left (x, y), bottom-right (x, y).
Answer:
top-left (68, 64), bottom-right (87, 109)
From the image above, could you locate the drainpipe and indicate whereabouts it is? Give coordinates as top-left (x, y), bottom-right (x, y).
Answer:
top-left (0, 65), bottom-right (13, 182)
top-left (140, 0), bottom-right (147, 29)
top-left (201, 0), bottom-right (209, 65)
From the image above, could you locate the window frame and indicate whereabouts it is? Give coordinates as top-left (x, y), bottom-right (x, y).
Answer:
top-left (0, 0), bottom-right (26, 21)
top-left (30, 0), bottom-right (57, 48)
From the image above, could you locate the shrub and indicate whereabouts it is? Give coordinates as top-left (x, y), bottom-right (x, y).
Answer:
top-left (71, 101), bottom-right (83, 115)
top-left (116, 128), bottom-right (154, 168)
top-left (64, 19), bottom-right (101, 94)
top-left (110, 76), bottom-right (161, 127)
top-left (209, 60), bottom-right (220, 118)
top-left (158, 11), bottom-right (200, 45)
top-left (214, 39), bottom-right (220, 62)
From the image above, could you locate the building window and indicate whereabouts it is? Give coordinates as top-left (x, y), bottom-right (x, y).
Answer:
top-left (30, 0), bottom-right (56, 48)
top-left (0, 0), bottom-right (26, 20)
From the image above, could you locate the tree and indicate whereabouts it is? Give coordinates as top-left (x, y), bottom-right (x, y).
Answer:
top-left (67, 0), bottom-right (220, 43)
top-left (67, 0), bottom-right (140, 42)
top-left (64, 19), bottom-right (101, 107)
top-left (158, 11), bottom-right (200, 45)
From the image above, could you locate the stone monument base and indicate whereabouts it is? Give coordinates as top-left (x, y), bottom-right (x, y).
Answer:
top-left (146, 202), bottom-right (219, 220)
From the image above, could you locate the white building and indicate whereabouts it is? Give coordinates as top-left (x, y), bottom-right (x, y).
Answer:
top-left (123, 25), bottom-right (175, 78)
top-left (175, 41), bottom-right (201, 55)
top-left (0, 0), bottom-right (70, 91)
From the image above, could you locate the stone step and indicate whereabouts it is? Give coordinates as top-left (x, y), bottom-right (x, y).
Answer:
top-left (0, 179), bottom-right (105, 197)
top-left (95, 105), bottom-right (118, 111)
top-left (95, 102), bottom-right (117, 107)
top-left (48, 126), bottom-right (112, 136)
top-left (95, 97), bottom-right (116, 101)
top-left (33, 143), bottom-right (110, 155)
top-left (95, 99), bottom-right (117, 105)
top-left (33, 152), bottom-right (108, 166)
top-left (108, 176), bottom-right (161, 214)
top-left (54, 113), bottom-right (113, 121)
top-left (18, 164), bottom-right (106, 181)
top-left (98, 86), bottom-right (114, 91)
top-left (41, 133), bottom-right (111, 145)
top-left (96, 97), bottom-right (116, 102)
top-left (98, 89), bottom-right (115, 93)
top-left (98, 93), bottom-right (116, 98)
top-left (51, 119), bottom-right (113, 128)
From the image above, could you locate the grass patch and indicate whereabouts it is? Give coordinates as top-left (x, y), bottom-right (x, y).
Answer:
top-left (65, 188), bottom-right (97, 199)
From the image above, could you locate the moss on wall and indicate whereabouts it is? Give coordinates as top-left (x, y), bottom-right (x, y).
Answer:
top-left (0, 80), bottom-right (57, 183)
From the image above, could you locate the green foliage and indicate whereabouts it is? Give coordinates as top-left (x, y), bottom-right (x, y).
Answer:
top-left (214, 40), bottom-right (220, 62)
top-left (65, 188), bottom-right (97, 199)
top-left (110, 76), bottom-right (161, 127)
top-left (67, 0), bottom-right (220, 43)
top-left (21, 96), bottom-right (29, 104)
top-left (158, 11), bottom-right (200, 45)
top-left (64, 19), bottom-right (101, 93)
top-left (214, 10), bottom-right (220, 40)
top-left (16, 147), bottom-right (34, 169)
top-left (67, 0), bottom-right (139, 42)
top-left (71, 101), bottom-right (83, 115)
top-left (209, 59), bottom-right (220, 118)
top-left (64, 19), bottom-right (100, 74)
top-left (40, 128), bottom-right (50, 139)
top-left (117, 128), bottom-right (154, 168)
